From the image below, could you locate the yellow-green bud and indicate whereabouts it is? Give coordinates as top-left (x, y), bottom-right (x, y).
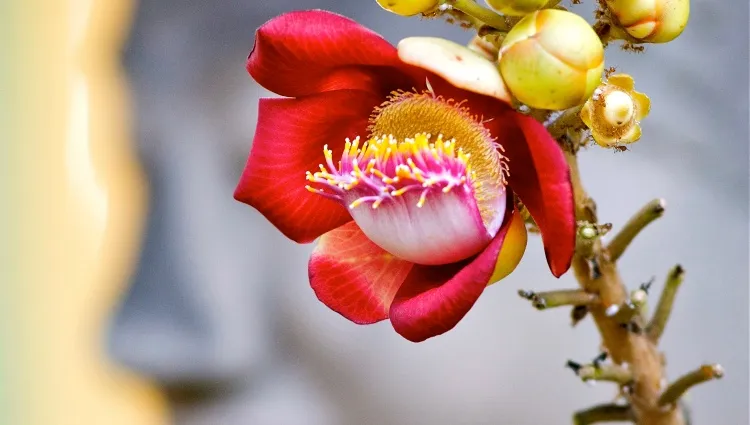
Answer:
top-left (498, 9), bottom-right (604, 110)
top-left (606, 0), bottom-right (689, 43)
top-left (485, 0), bottom-right (549, 16)
top-left (376, 0), bottom-right (440, 16)
top-left (580, 73), bottom-right (651, 147)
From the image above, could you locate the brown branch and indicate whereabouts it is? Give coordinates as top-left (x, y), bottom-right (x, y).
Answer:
top-left (606, 199), bottom-right (666, 262)
top-left (564, 149), bottom-right (686, 425)
top-left (658, 364), bottom-right (724, 407)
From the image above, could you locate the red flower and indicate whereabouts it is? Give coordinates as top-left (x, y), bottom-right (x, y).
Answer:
top-left (235, 10), bottom-right (575, 342)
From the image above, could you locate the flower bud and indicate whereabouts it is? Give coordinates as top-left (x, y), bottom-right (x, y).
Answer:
top-left (605, 0), bottom-right (689, 43)
top-left (498, 9), bottom-right (604, 110)
top-left (376, 0), bottom-right (440, 16)
top-left (485, 0), bottom-right (549, 16)
top-left (580, 73), bottom-right (651, 147)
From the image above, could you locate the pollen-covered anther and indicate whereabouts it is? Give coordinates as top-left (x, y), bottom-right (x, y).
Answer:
top-left (306, 133), bottom-right (476, 211)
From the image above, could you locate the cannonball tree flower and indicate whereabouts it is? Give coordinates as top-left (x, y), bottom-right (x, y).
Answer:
top-left (234, 10), bottom-right (576, 342)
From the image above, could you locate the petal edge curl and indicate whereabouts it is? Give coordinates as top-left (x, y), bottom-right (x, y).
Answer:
top-left (309, 222), bottom-right (413, 324)
top-left (489, 111), bottom-right (575, 277)
top-left (234, 90), bottom-right (381, 243)
top-left (389, 196), bottom-right (516, 342)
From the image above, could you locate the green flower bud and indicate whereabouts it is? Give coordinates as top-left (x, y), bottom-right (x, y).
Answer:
top-left (376, 0), bottom-right (440, 16)
top-left (485, 0), bottom-right (549, 16)
top-left (606, 0), bottom-right (689, 43)
top-left (498, 10), bottom-right (604, 110)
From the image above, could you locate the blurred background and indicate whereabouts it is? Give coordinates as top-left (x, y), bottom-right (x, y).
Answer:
top-left (5, 1), bottom-right (748, 425)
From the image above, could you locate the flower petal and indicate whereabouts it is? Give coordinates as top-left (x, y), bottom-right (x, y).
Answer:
top-left (397, 37), bottom-right (512, 103)
top-left (580, 101), bottom-right (593, 128)
top-left (622, 123), bottom-right (642, 144)
top-left (348, 187), bottom-right (503, 266)
top-left (632, 91), bottom-right (651, 121)
top-left (488, 205), bottom-right (528, 284)
top-left (309, 222), bottom-right (414, 324)
top-left (490, 111), bottom-right (575, 277)
top-left (389, 196), bottom-right (516, 342)
top-left (234, 89), bottom-right (381, 243)
top-left (607, 73), bottom-right (635, 91)
top-left (247, 10), bottom-right (418, 98)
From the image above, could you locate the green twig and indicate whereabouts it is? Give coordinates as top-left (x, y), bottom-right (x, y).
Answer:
top-left (573, 403), bottom-right (633, 424)
top-left (646, 265), bottom-right (684, 343)
top-left (606, 198), bottom-right (666, 262)
top-left (518, 289), bottom-right (599, 310)
top-left (658, 364), bottom-right (724, 407)
top-left (568, 362), bottom-right (634, 385)
top-left (448, 0), bottom-right (512, 31)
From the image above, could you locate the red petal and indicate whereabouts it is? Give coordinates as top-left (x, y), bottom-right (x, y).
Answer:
top-left (234, 89), bottom-right (381, 243)
top-left (389, 196), bottom-right (516, 342)
top-left (247, 10), bottom-right (418, 98)
top-left (309, 222), bottom-right (414, 324)
top-left (491, 111), bottom-right (575, 277)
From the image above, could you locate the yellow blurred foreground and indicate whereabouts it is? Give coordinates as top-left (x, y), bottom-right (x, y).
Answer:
top-left (6, 1), bottom-right (169, 424)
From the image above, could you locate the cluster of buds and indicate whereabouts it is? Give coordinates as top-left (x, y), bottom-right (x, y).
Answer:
top-left (368, 2), bottom-right (718, 425)
top-left (376, 0), bottom-right (690, 151)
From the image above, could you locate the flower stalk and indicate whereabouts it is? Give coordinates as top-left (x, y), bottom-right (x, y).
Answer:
top-left (446, 0), bottom-right (513, 31)
top-left (564, 147), bottom-right (688, 425)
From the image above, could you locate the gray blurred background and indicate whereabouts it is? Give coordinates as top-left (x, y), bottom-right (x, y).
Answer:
top-left (107, 1), bottom-right (749, 424)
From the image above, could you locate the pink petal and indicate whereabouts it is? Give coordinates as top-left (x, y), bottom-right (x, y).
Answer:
top-left (247, 10), bottom-right (419, 98)
top-left (309, 222), bottom-right (414, 324)
top-left (491, 111), bottom-right (575, 277)
top-left (234, 89), bottom-right (382, 243)
top-left (348, 188), bottom-right (500, 265)
top-left (389, 196), bottom-right (516, 342)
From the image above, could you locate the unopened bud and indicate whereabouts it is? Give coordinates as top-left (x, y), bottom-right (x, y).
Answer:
top-left (606, 0), bottom-right (690, 43)
top-left (580, 73), bottom-right (650, 147)
top-left (630, 288), bottom-right (648, 308)
top-left (376, 0), bottom-right (439, 16)
top-left (579, 225), bottom-right (598, 239)
top-left (486, 0), bottom-right (548, 16)
top-left (498, 10), bottom-right (604, 110)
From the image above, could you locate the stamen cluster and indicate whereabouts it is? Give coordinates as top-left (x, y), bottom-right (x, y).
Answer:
top-left (306, 133), bottom-right (476, 210)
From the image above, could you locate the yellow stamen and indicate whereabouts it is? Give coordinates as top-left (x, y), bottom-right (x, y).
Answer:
top-left (368, 90), bottom-right (508, 227)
